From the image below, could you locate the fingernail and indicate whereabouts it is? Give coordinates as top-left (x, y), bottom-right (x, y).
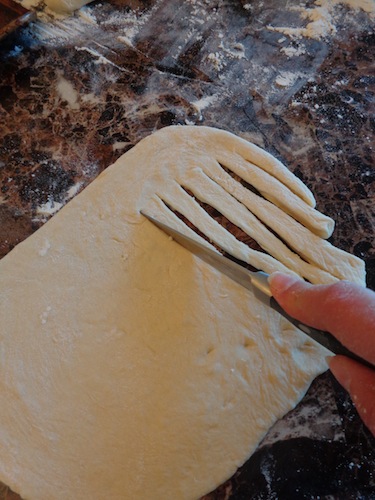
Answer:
top-left (268, 272), bottom-right (301, 294)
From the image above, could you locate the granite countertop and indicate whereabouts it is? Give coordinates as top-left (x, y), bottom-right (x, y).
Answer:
top-left (0, 0), bottom-right (374, 498)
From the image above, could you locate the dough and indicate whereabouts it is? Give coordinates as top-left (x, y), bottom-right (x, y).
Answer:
top-left (0, 126), bottom-right (365, 499)
top-left (43, 0), bottom-right (91, 14)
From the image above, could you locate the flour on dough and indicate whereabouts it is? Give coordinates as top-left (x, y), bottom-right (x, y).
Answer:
top-left (0, 126), bottom-right (365, 500)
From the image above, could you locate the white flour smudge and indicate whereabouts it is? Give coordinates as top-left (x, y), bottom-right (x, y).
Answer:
top-left (34, 182), bottom-right (83, 221)
top-left (56, 75), bottom-right (80, 110)
top-left (268, 0), bottom-right (375, 40)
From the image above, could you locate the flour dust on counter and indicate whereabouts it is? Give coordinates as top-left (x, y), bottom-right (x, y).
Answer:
top-left (267, 0), bottom-right (375, 40)
top-left (0, 126), bottom-right (365, 500)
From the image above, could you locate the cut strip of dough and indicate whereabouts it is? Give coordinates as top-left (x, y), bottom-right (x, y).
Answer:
top-left (157, 183), bottom-right (294, 276)
top-left (216, 150), bottom-right (334, 239)
top-left (173, 169), bottom-right (337, 284)
top-left (186, 126), bottom-right (317, 208)
top-left (196, 158), bottom-right (364, 283)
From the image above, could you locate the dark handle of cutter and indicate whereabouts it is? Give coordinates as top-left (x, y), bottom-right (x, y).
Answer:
top-left (269, 297), bottom-right (375, 371)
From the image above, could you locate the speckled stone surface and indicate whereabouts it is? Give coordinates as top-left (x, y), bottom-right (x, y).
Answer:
top-left (0, 0), bottom-right (374, 498)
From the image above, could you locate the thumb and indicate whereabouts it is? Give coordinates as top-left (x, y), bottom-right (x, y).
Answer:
top-left (268, 272), bottom-right (375, 363)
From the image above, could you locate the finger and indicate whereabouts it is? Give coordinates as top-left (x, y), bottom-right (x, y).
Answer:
top-left (329, 356), bottom-right (375, 437)
top-left (268, 272), bottom-right (375, 363)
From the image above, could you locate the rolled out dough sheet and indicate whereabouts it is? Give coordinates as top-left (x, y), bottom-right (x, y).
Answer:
top-left (0, 126), bottom-right (365, 499)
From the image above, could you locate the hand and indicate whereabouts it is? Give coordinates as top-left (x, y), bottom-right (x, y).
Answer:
top-left (268, 272), bottom-right (375, 437)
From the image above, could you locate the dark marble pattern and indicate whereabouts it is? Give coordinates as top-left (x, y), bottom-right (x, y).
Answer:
top-left (0, 0), bottom-right (374, 498)
top-left (0, 0), bottom-right (35, 41)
